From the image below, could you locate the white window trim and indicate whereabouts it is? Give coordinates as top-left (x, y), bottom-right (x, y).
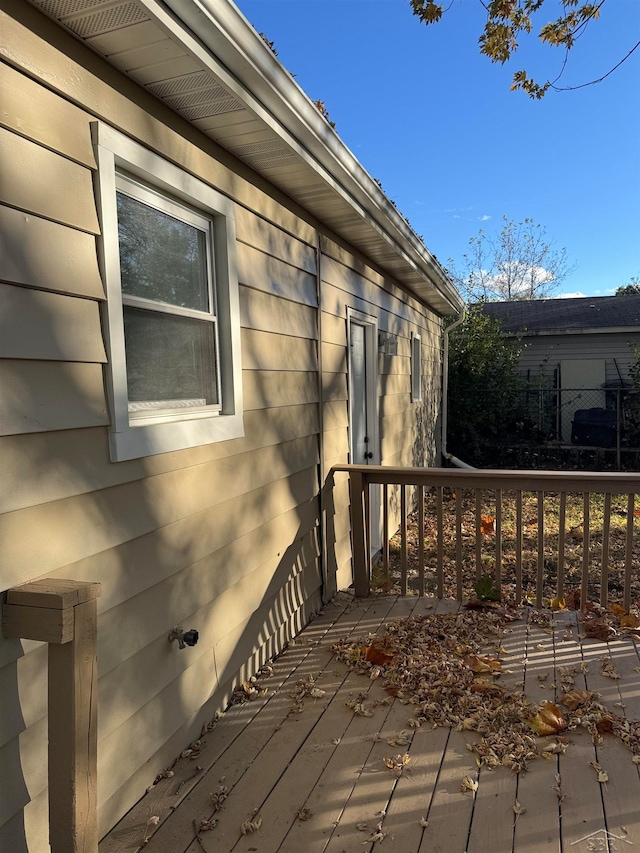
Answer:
top-left (411, 331), bottom-right (422, 402)
top-left (92, 122), bottom-right (243, 461)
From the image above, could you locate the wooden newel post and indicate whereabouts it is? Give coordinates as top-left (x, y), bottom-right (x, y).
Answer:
top-left (3, 579), bottom-right (102, 853)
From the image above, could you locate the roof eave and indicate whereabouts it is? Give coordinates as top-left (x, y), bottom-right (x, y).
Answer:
top-left (143, 0), bottom-right (463, 315)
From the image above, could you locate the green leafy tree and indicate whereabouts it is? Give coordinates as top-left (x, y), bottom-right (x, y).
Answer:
top-left (448, 216), bottom-right (574, 302)
top-left (410, 0), bottom-right (640, 98)
top-left (615, 277), bottom-right (640, 296)
top-left (447, 306), bottom-right (527, 465)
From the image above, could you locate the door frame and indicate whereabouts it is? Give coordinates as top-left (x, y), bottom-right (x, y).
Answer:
top-left (346, 307), bottom-right (381, 554)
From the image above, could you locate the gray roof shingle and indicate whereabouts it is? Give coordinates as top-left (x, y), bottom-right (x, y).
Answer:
top-left (480, 295), bottom-right (640, 333)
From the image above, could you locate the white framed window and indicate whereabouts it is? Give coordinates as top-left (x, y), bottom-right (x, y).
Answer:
top-left (411, 332), bottom-right (422, 402)
top-left (92, 123), bottom-right (243, 461)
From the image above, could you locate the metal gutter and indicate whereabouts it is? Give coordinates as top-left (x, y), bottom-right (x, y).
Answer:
top-left (441, 307), bottom-right (476, 469)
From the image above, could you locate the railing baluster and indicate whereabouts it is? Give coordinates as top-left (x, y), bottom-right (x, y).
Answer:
top-left (436, 486), bottom-right (444, 599)
top-left (383, 483), bottom-right (389, 578)
top-left (581, 493), bottom-right (590, 609)
top-left (364, 481), bottom-right (371, 569)
top-left (558, 492), bottom-right (566, 601)
top-left (456, 490), bottom-right (463, 601)
top-left (349, 470), bottom-right (369, 597)
top-left (475, 489), bottom-right (482, 580)
top-left (400, 484), bottom-right (407, 596)
top-left (537, 491), bottom-right (544, 607)
top-left (495, 489), bottom-right (502, 595)
top-left (418, 484), bottom-right (425, 597)
top-left (515, 489), bottom-right (523, 604)
top-left (624, 492), bottom-right (634, 610)
top-left (601, 492), bottom-right (611, 608)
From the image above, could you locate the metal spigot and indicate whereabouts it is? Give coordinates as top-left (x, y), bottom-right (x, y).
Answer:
top-left (168, 626), bottom-right (199, 649)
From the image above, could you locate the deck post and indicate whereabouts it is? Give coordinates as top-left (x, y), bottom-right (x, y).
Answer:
top-left (3, 579), bottom-right (101, 853)
top-left (349, 470), bottom-right (370, 596)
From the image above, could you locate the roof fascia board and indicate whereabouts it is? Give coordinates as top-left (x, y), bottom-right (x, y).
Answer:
top-left (139, 0), bottom-right (462, 314)
top-left (501, 327), bottom-right (640, 337)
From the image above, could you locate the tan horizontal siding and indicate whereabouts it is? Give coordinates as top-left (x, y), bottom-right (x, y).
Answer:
top-left (236, 207), bottom-right (316, 273)
top-left (321, 232), bottom-right (443, 325)
top-left (321, 371), bottom-right (348, 403)
top-left (0, 360), bottom-right (108, 436)
top-left (0, 522), bottom-right (319, 750)
top-left (0, 404), bottom-right (319, 514)
top-left (0, 205), bottom-right (104, 299)
top-left (321, 256), bottom-right (439, 330)
top-left (323, 426), bottom-right (349, 465)
top-left (98, 515), bottom-right (320, 679)
top-left (237, 243), bottom-right (317, 307)
top-left (239, 286), bottom-right (317, 339)
top-left (0, 715), bottom-right (47, 828)
top-left (97, 538), bottom-right (320, 746)
top-left (1, 437), bottom-right (318, 591)
top-left (321, 311), bottom-right (347, 347)
top-left (321, 341), bottom-right (347, 374)
top-left (96, 589), bottom-right (321, 837)
top-left (323, 399), bottom-right (349, 432)
top-left (378, 372), bottom-right (411, 397)
top-left (0, 645), bottom-right (47, 749)
top-left (0, 792), bottom-right (48, 853)
top-left (97, 560), bottom-right (320, 808)
top-left (0, 127), bottom-right (99, 233)
top-left (241, 328), bottom-right (317, 372)
top-left (0, 283), bottom-right (106, 362)
top-left (0, 61), bottom-right (96, 167)
top-left (379, 353), bottom-right (411, 376)
top-left (243, 369), bottom-right (319, 409)
top-left (0, 466), bottom-right (319, 678)
top-left (379, 392), bottom-right (415, 418)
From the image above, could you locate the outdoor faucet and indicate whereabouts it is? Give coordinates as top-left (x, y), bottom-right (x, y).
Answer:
top-left (168, 626), bottom-right (199, 649)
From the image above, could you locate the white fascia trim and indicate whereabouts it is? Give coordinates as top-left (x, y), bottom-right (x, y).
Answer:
top-left (503, 327), bottom-right (640, 338)
top-left (138, 0), bottom-right (462, 315)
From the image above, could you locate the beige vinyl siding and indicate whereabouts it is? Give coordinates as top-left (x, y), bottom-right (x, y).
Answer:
top-left (0, 3), bottom-right (448, 848)
top-left (0, 205), bottom-right (104, 299)
top-left (0, 15), bottom-right (324, 844)
top-left (518, 332), bottom-right (639, 386)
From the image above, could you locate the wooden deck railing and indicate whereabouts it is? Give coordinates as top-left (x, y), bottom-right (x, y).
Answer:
top-left (332, 465), bottom-right (640, 609)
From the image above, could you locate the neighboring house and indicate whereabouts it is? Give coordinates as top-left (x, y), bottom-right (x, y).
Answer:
top-left (0, 1), bottom-right (462, 849)
top-left (482, 296), bottom-right (640, 444)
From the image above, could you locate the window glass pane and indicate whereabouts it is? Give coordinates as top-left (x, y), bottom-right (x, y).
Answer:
top-left (123, 307), bottom-right (218, 411)
top-left (117, 192), bottom-right (210, 312)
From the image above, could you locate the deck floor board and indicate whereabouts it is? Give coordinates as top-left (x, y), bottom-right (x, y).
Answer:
top-left (101, 595), bottom-right (640, 853)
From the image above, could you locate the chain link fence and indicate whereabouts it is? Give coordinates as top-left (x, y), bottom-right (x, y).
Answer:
top-left (502, 386), bottom-right (640, 470)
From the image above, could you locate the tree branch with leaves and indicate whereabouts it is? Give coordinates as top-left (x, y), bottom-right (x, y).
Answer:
top-left (410, 0), bottom-right (640, 98)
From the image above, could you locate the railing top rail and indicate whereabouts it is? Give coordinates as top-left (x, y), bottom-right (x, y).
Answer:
top-left (331, 464), bottom-right (640, 493)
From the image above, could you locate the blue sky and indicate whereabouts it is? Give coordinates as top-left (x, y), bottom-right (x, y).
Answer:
top-left (237, 0), bottom-right (640, 298)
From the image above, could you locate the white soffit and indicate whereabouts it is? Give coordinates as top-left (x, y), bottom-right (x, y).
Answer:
top-left (29, 0), bottom-right (463, 315)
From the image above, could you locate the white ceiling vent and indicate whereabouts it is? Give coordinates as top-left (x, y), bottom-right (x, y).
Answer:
top-left (34, 0), bottom-right (148, 37)
top-left (229, 140), bottom-right (299, 169)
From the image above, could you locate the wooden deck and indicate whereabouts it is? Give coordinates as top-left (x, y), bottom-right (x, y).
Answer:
top-left (101, 593), bottom-right (640, 853)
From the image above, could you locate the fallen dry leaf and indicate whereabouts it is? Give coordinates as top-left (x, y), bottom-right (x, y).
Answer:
top-left (481, 516), bottom-right (495, 534)
top-left (463, 654), bottom-right (502, 674)
top-left (461, 776), bottom-right (478, 793)
top-left (600, 657), bottom-right (621, 679)
top-left (560, 690), bottom-right (594, 711)
top-left (365, 642), bottom-right (395, 666)
top-left (589, 761), bottom-right (609, 784)
top-left (528, 702), bottom-right (566, 737)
